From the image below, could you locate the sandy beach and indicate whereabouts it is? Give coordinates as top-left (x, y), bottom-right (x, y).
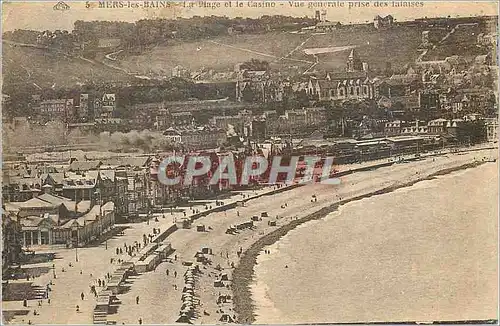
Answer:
top-left (109, 146), bottom-right (498, 324)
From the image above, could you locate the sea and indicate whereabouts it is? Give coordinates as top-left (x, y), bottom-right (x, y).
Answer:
top-left (251, 163), bottom-right (499, 324)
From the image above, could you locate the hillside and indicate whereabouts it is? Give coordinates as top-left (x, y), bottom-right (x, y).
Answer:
top-left (114, 27), bottom-right (426, 76)
top-left (2, 22), bottom-right (491, 92)
top-left (114, 32), bottom-right (312, 75)
top-left (2, 42), bottom-right (135, 92)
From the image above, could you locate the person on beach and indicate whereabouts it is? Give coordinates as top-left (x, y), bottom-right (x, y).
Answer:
top-left (81, 292), bottom-right (85, 300)
top-left (136, 296), bottom-right (140, 304)
top-left (174, 271), bottom-right (177, 278)
top-left (166, 269), bottom-right (169, 276)
top-left (138, 318), bottom-right (142, 325)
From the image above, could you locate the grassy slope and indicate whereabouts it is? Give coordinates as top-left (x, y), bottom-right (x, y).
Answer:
top-left (118, 32), bottom-right (312, 73)
top-left (117, 27), bottom-right (425, 74)
top-left (2, 43), bottom-right (133, 90)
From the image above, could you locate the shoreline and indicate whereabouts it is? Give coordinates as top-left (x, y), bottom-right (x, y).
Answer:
top-left (232, 159), bottom-right (490, 324)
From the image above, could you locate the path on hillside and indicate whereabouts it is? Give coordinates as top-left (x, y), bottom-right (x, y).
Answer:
top-left (275, 34), bottom-right (315, 63)
top-left (208, 40), bottom-right (313, 64)
top-left (104, 49), bottom-right (124, 61)
top-left (416, 23), bottom-right (468, 62)
top-left (303, 54), bottom-right (320, 74)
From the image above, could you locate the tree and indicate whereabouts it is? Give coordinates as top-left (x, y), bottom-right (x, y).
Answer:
top-left (240, 59), bottom-right (270, 71)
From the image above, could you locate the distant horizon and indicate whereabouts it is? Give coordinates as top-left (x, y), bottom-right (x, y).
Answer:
top-left (2, 1), bottom-right (498, 32)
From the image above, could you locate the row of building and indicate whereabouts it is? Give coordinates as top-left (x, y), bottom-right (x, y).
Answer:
top-left (3, 157), bottom-right (150, 218)
top-left (384, 117), bottom-right (498, 142)
top-left (13, 48), bottom-right (496, 132)
top-left (30, 93), bottom-right (117, 123)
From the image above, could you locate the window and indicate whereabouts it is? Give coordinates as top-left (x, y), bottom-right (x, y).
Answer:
top-left (350, 87), bottom-right (354, 95)
top-left (364, 86), bottom-right (368, 94)
top-left (339, 88), bottom-right (344, 96)
top-left (41, 231), bottom-right (50, 245)
top-left (356, 88), bottom-right (360, 96)
top-left (25, 232), bottom-right (32, 246)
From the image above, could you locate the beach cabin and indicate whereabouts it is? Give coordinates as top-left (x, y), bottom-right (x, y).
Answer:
top-left (251, 215), bottom-right (260, 222)
top-left (181, 301), bottom-right (193, 309)
top-left (176, 313), bottom-right (192, 324)
top-left (196, 224), bottom-right (206, 232)
top-left (268, 221), bottom-right (277, 227)
top-left (194, 252), bottom-right (210, 264)
top-left (93, 290), bottom-right (112, 324)
top-left (219, 314), bottom-right (235, 323)
top-left (217, 294), bottom-right (232, 304)
top-left (236, 221), bottom-right (254, 230)
top-left (201, 247), bottom-right (213, 255)
top-left (181, 293), bottom-right (193, 300)
top-left (226, 225), bottom-right (236, 234)
top-left (261, 211), bottom-right (269, 217)
top-left (183, 284), bottom-right (194, 293)
top-left (177, 218), bottom-right (192, 229)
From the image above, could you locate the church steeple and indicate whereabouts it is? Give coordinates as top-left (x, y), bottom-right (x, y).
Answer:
top-left (347, 49), bottom-right (363, 72)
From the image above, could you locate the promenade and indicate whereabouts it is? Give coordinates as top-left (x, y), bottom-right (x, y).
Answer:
top-left (2, 187), bottom-right (274, 324)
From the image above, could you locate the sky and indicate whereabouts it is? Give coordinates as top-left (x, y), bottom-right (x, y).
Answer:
top-left (2, 0), bottom-right (498, 32)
